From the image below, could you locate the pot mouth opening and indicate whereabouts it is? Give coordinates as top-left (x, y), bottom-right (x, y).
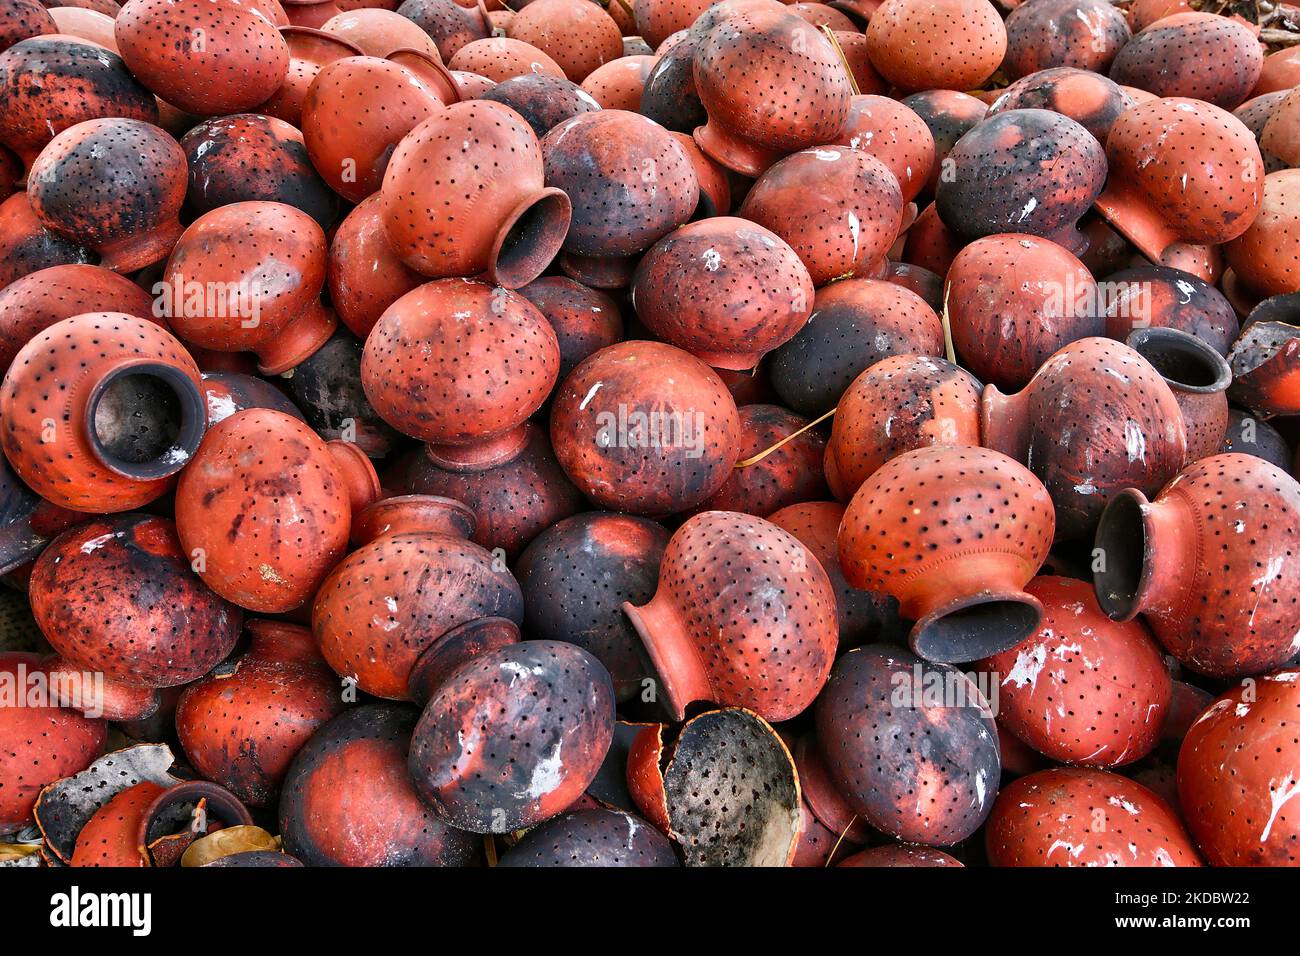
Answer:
top-left (1127, 327), bottom-right (1230, 392)
top-left (1093, 489), bottom-right (1146, 620)
top-left (87, 362), bottom-right (205, 480)
top-left (911, 595), bottom-right (1042, 663)
top-left (491, 188), bottom-right (571, 289)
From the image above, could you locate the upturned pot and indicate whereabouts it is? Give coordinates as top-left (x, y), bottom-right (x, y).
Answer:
top-left (327, 194), bottom-right (422, 340)
top-left (395, 0), bottom-right (490, 61)
top-left (257, 26), bottom-right (363, 128)
top-left (1225, 169), bottom-right (1300, 300)
top-left (0, 312), bottom-right (204, 513)
top-left (1100, 264), bottom-right (1239, 356)
top-left (899, 90), bottom-right (988, 196)
top-left (1110, 12), bottom-right (1262, 109)
top-left (694, 403), bottom-right (828, 516)
top-left (1125, 326), bottom-right (1232, 463)
top-left (320, 8), bottom-right (441, 58)
top-left (507, 0), bottom-right (623, 82)
top-left (1261, 86), bottom-right (1300, 169)
top-left (481, 74), bottom-right (601, 139)
top-left (838, 446), bottom-right (1055, 661)
top-left (282, 0), bottom-right (341, 28)
top-left (0, 0), bottom-right (54, 54)
top-left (581, 56), bottom-right (657, 113)
top-left (634, 0), bottom-right (713, 48)
top-left (174, 408), bottom-right (381, 613)
top-left (637, 30), bottom-right (705, 133)
top-left (865, 0), bottom-right (1006, 92)
top-left (380, 100), bottom-right (571, 288)
top-left (1094, 453), bottom-right (1300, 678)
top-left (445, 36), bottom-right (565, 82)
top-left (1003, 0), bottom-right (1130, 77)
top-left (988, 67), bottom-right (1133, 144)
top-left (518, 276), bottom-right (623, 379)
top-left (832, 95), bottom-right (935, 205)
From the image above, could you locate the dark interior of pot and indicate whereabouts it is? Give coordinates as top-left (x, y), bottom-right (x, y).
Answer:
top-left (89, 364), bottom-right (205, 479)
top-left (1092, 490), bottom-right (1146, 620)
top-left (1128, 327), bottom-right (1229, 391)
top-left (913, 597), bottom-right (1042, 663)
top-left (494, 190), bottom-right (571, 288)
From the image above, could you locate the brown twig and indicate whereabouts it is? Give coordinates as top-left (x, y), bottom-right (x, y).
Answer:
top-left (735, 407), bottom-right (837, 468)
top-left (820, 24), bottom-right (860, 96)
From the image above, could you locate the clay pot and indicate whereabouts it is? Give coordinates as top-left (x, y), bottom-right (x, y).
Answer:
top-left (180, 113), bottom-right (339, 230)
top-left (1110, 13), bottom-right (1262, 110)
top-left (480, 73), bottom-right (601, 139)
top-left (279, 703), bottom-right (481, 866)
top-left (581, 55), bottom-right (655, 112)
top-left (320, 7), bottom-right (439, 57)
top-left (507, 0), bottom-right (622, 82)
top-left (831, 95), bottom-right (935, 205)
top-left (982, 337), bottom-right (1186, 542)
top-left (0, 263), bottom-right (155, 371)
top-left (516, 511), bottom-right (668, 701)
top-left (542, 110), bottom-right (698, 288)
top-left (824, 354), bottom-right (982, 503)
top-left (550, 341), bottom-right (742, 515)
top-left (361, 279), bottom-right (558, 464)
top-left (446, 36), bottom-right (565, 82)
top-left (379, 100), bottom-right (571, 287)
top-left (986, 767), bottom-right (1201, 866)
top-left (1095, 453), bottom-right (1300, 678)
top-left (202, 371), bottom-right (304, 425)
top-left (692, 6), bottom-right (852, 176)
top-left (1126, 326), bottom-right (1232, 462)
top-left (695, 403), bottom-right (827, 516)
top-left (26, 118), bottom-right (184, 272)
top-left (257, 26), bottom-right (363, 128)
top-left (633, 0), bottom-right (711, 48)
top-left (518, 275), bottom-right (623, 379)
top-left (174, 408), bottom-right (380, 613)
top-left (47, 7), bottom-right (116, 50)
top-left (737, 146), bottom-right (902, 288)
top-left (839, 446), bottom-right (1055, 661)
top-left (1226, 169), bottom-right (1300, 300)
top-left (670, 130), bottom-right (730, 218)
top-left (632, 217), bottom-right (814, 370)
top-left (840, 846), bottom-right (963, 867)
top-left (946, 235), bottom-right (1104, 390)
top-left (0, 0), bottom-right (55, 53)
top-left (901, 201), bottom-right (962, 278)
top-left (0, 312), bottom-right (204, 512)
top-left (282, 0), bottom-right (341, 28)
top-left (1099, 264), bottom-right (1239, 357)
top-left (0, 35), bottom-right (157, 168)
top-left (116, 0), bottom-right (290, 115)
top-left (0, 453), bottom-right (81, 574)
top-left (301, 53), bottom-right (451, 204)
top-left (395, 0), bottom-right (490, 61)
top-left (1179, 670), bottom-right (1300, 865)
top-left (0, 191), bottom-right (93, 288)
top-left (936, 110), bottom-right (1106, 253)
top-left (816, 644), bottom-right (1000, 844)
top-left (408, 640), bottom-right (615, 833)
top-left (624, 510), bottom-right (838, 721)
top-left (0, 652), bottom-right (105, 834)
top-left (1003, 0), bottom-right (1130, 78)
top-left (1235, 90), bottom-right (1291, 175)
top-left (883, 261), bottom-right (944, 312)
top-left (499, 808), bottom-right (678, 867)
top-left (282, 327), bottom-right (399, 456)
top-left (1096, 97), bottom-right (1264, 263)
top-left (988, 67), bottom-right (1133, 144)
top-left (450, 68), bottom-right (493, 98)
top-left (326, 194), bottom-right (422, 340)
top-left (637, 31), bottom-right (704, 133)
top-left (865, 0), bottom-right (1005, 92)
top-left (898, 90), bottom-right (988, 196)
top-left (161, 201), bottom-right (333, 375)
top-left (1227, 300), bottom-right (1300, 418)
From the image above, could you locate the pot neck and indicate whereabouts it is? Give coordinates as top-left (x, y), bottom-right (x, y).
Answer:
top-left (979, 383), bottom-right (1031, 459)
top-left (424, 423), bottom-right (531, 471)
top-left (326, 440), bottom-right (381, 520)
top-left (1125, 326), bottom-right (1231, 397)
top-left (350, 494), bottom-right (477, 546)
top-left (406, 616), bottom-right (520, 705)
top-left (1094, 487), bottom-right (1192, 621)
top-left (622, 592), bottom-right (710, 722)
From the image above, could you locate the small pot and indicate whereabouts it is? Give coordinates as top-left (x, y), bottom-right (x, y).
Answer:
top-left (633, 0), bottom-right (714, 48)
top-left (637, 31), bottom-right (704, 133)
top-left (202, 371), bottom-right (304, 425)
top-left (865, 0), bottom-right (1005, 92)
top-left (1003, 0), bottom-right (1130, 77)
top-left (581, 55), bottom-right (657, 112)
top-left (1110, 12), bottom-right (1262, 110)
top-left (694, 403), bottom-right (827, 516)
top-left (0, 0), bottom-right (55, 54)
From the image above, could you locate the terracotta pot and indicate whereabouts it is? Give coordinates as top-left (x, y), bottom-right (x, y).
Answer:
top-left (257, 26), bottom-right (362, 127)
top-left (446, 36), bottom-right (565, 81)
top-left (580, 55), bottom-right (655, 112)
top-left (831, 95), bottom-right (934, 205)
top-left (1111, 13), bottom-right (1262, 110)
top-left (901, 201), bottom-right (961, 278)
top-left (1099, 264), bottom-right (1239, 357)
top-left (176, 620), bottom-right (349, 806)
top-left (632, 217), bottom-right (813, 370)
top-left (1096, 97), bottom-right (1264, 263)
top-left (1125, 326), bottom-right (1232, 462)
top-left (937, 110), bottom-right (1106, 252)
top-left (946, 235), bottom-right (1104, 390)
top-left (692, 6), bottom-right (852, 176)
top-left (670, 130), bottom-right (730, 218)
top-left (1220, 407), bottom-right (1291, 470)
top-left (542, 110), bottom-right (698, 288)
top-left (1227, 304), bottom-right (1300, 418)
top-left (988, 67), bottom-right (1132, 144)
top-left (202, 371), bottom-right (304, 425)
top-left (516, 511), bottom-right (668, 701)
top-left (326, 193), bottom-right (422, 340)
top-left (282, 0), bottom-right (342, 28)
top-left (986, 767), bottom-right (1201, 866)
top-left (1095, 453), bottom-right (1300, 678)
top-left (507, 0), bottom-right (622, 82)
top-left (0, 312), bottom-right (204, 512)
top-left (623, 510), bottom-right (838, 721)
top-left (395, 0), bottom-right (490, 61)
top-left (790, 731), bottom-right (871, 844)
top-left (379, 100), bottom-right (571, 287)
top-left (320, 7), bottom-right (439, 57)
top-left (408, 640), bottom-right (615, 832)
top-left (883, 261), bottom-right (944, 312)
top-left (839, 446), bottom-right (1054, 661)
top-left (0, 35), bottom-right (156, 168)
top-left (279, 703), bottom-right (481, 866)
top-left (898, 90), bottom-right (987, 196)
top-left (865, 0), bottom-right (1005, 92)
top-left (1256, 46), bottom-right (1300, 96)
top-left (1003, 0), bottom-right (1130, 78)
top-left (161, 201), bottom-right (333, 375)
top-left (518, 275), bottom-right (623, 379)
top-left (0, 0), bottom-right (55, 53)
top-left (633, 0), bottom-right (712, 47)
top-left (694, 403), bottom-right (827, 516)
top-left (449, 68), bottom-right (493, 98)
top-left (180, 113), bottom-right (338, 230)
top-left (825, 354), bottom-right (981, 503)
top-left (174, 408), bottom-right (380, 613)
top-left (281, 327), bottom-right (399, 457)
top-left (47, 7), bottom-right (116, 50)
top-left (116, 0), bottom-right (290, 115)
top-left (1179, 670), bottom-right (1300, 865)
top-left (638, 30), bottom-right (704, 133)
top-left (816, 644), bottom-right (1000, 843)
top-left (1235, 90), bottom-right (1290, 174)
top-left (500, 808), bottom-right (678, 867)
top-left (0, 192), bottom-right (92, 288)
top-left (1226, 169), bottom-right (1300, 300)
top-left (480, 73), bottom-right (601, 138)
top-left (361, 279), bottom-right (558, 463)
top-left (982, 337), bottom-right (1186, 541)
top-left (301, 53), bottom-right (451, 204)
top-left (549, 341), bottom-right (742, 515)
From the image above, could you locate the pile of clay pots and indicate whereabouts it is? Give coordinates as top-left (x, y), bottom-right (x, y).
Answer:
top-left (1, 0), bottom-right (1299, 870)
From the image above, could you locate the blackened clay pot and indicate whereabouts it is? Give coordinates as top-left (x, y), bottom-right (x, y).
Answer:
top-left (1125, 327), bottom-right (1232, 464)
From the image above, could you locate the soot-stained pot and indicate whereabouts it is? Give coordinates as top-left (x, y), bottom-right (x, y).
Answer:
top-left (257, 26), bottom-right (363, 128)
top-left (832, 94), bottom-right (935, 205)
top-left (865, 0), bottom-right (1006, 92)
top-left (480, 73), bottom-right (601, 139)
top-left (899, 90), bottom-right (988, 196)
top-left (988, 67), bottom-right (1133, 144)
top-left (693, 403), bottom-right (827, 516)
top-left (280, 328), bottom-right (399, 457)
top-left (202, 372), bottom-right (303, 425)
top-left (518, 275), bottom-right (623, 380)
top-left (1002, 0), bottom-right (1131, 78)
top-left (499, 808), bottom-right (678, 866)
top-left (1219, 407), bottom-right (1291, 469)
top-left (0, 0), bottom-right (55, 53)
top-left (396, 0), bottom-right (490, 61)
top-left (638, 30), bottom-right (704, 134)
top-left (1110, 13), bottom-right (1262, 109)
top-left (1100, 264), bottom-right (1239, 357)
top-left (0, 453), bottom-right (81, 575)
top-left (0, 191), bottom-right (92, 287)
top-left (1125, 326), bottom-right (1232, 463)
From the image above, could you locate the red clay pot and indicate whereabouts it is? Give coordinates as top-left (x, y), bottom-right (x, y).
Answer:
top-left (883, 261), bottom-right (944, 312)
top-left (1125, 326), bottom-right (1232, 462)
top-left (518, 275), bottom-right (623, 379)
top-left (1256, 46), bottom-right (1300, 96)
top-left (320, 7), bottom-right (439, 57)
top-left (982, 337), bottom-right (1186, 541)
top-left (257, 26), bottom-right (362, 127)
top-left (986, 767), bottom-right (1201, 866)
top-left (0, 35), bottom-right (156, 169)
top-left (0, 312), bottom-right (204, 512)
top-left (989, 67), bottom-right (1133, 144)
top-left (899, 90), bottom-right (988, 196)
top-left (542, 110), bottom-right (698, 289)
top-left (176, 619), bottom-right (348, 806)
top-left (946, 234), bottom-right (1104, 390)
top-left (507, 0), bottom-right (622, 82)
top-left (936, 110), bottom-right (1106, 253)
top-left (901, 202), bottom-right (961, 277)
top-left (1100, 264), bottom-right (1239, 357)
top-left (865, 0), bottom-right (1005, 92)
top-left (694, 403), bottom-right (827, 516)
top-left (1179, 670), bottom-right (1300, 865)
top-left (1110, 13), bottom-right (1262, 110)
top-left (1095, 453), bottom-right (1300, 678)
top-left (161, 201), bottom-right (333, 375)
top-left (838, 446), bottom-right (1055, 661)
top-left (380, 101), bottom-right (571, 288)
top-left (816, 644), bottom-right (1000, 844)
top-left (581, 55), bottom-right (656, 112)
top-left (446, 36), bottom-right (565, 82)
top-left (174, 408), bottom-right (380, 613)
top-left (0, 0), bottom-right (55, 52)
top-left (116, 0), bottom-right (290, 115)
top-left (449, 68), bottom-right (493, 98)
top-left (1226, 169), bottom-right (1300, 299)
top-left (361, 279), bottom-right (559, 464)
top-left (0, 192), bottom-right (90, 288)
top-left (500, 807), bottom-right (678, 867)
top-left (632, 217), bottom-right (814, 370)
top-left (670, 131), bottom-right (729, 218)
top-left (692, 6), bottom-right (852, 176)
top-left (283, 0), bottom-right (341, 28)
top-left (832, 95), bottom-right (934, 205)
top-left (326, 193), bottom-right (422, 340)
top-left (1003, 0), bottom-right (1130, 78)
top-left (1096, 97), bottom-right (1264, 264)
top-left (202, 371), bottom-right (304, 425)
top-left (481, 74), bottom-right (601, 139)
top-left (1236, 90), bottom-right (1290, 174)
top-left (623, 510), bottom-right (838, 721)
top-left (49, 8), bottom-right (116, 52)
top-left (840, 845), bottom-right (963, 867)
top-left (979, 576), bottom-right (1170, 767)
top-left (396, 0), bottom-right (490, 60)
top-left (633, 0), bottom-right (712, 48)
top-left (550, 341), bottom-right (742, 515)
top-left (279, 703), bottom-right (481, 866)
top-left (824, 354), bottom-right (982, 503)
